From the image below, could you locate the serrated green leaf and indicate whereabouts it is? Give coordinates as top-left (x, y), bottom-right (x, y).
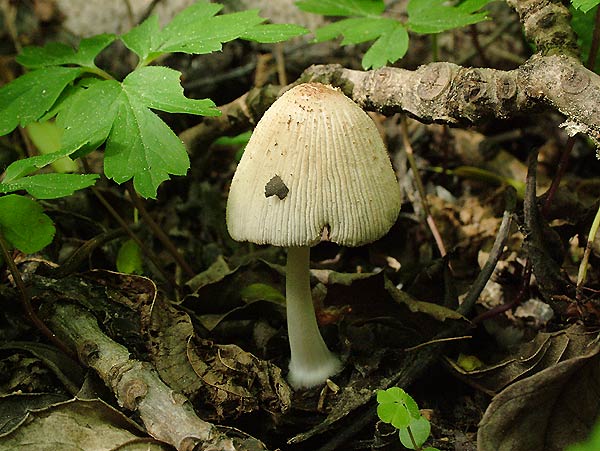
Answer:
top-left (0, 174), bottom-right (98, 199)
top-left (241, 23), bottom-right (308, 43)
top-left (0, 194), bottom-right (55, 253)
top-left (296, 0), bottom-right (385, 17)
top-left (122, 66), bottom-right (219, 115)
top-left (340, 17), bottom-right (397, 44)
top-left (16, 34), bottom-right (116, 69)
top-left (572, 0), bottom-right (600, 13)
top-left (0, 67), bottom-right (82, 136)
top-left (362, 25), bottom-right (409, 69)
top-left (120, 14), bottom-right (161, 62)
top-left (399, 416), bottom-right (431, 449)
top-left (57, 79), bottom-right (122, 153)
top-left (407, 0), bottom-right (489, 34)
top-left (159, 8), bottom-right (265, 55)
top-left (104, 100), bottom-right (189, 198)
top-left (314, 17), bottom-right (368, 42)
top-left (116, 239), bottom-right (144, 274)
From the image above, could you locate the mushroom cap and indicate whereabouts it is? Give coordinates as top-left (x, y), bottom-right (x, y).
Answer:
top-left (226, 83), bottom-right (401, 247)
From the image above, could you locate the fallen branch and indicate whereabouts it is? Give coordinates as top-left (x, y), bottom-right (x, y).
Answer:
top-left (45, 302), bottom-right (268, 451)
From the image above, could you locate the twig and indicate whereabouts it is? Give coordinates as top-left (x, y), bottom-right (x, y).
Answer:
top-left (0, 230), bottom-right (75, 359)
top-left (126, 182), bottom-right (195, 278)
top-left (400, 115), bottom-right (447, 258)
top-left (45, 302), bottom-right (267, 451)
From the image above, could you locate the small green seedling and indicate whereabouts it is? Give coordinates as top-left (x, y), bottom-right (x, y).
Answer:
top-left (376, 387), bottom-right (440, 451)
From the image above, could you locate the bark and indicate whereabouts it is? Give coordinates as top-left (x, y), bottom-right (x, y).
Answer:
top-left (45, 302), bottom-right (268, 451)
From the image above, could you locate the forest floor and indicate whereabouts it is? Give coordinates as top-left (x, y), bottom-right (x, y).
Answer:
top-left (1, 2), bottom-right (599, 451)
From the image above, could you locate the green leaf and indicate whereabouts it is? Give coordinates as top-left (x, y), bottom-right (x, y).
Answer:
top-left (376, 387), bottom-right (420, 429)
top-left (399, 416), bottom-right (431, 449)
top-left (314, 18), bottom-right (368, 42)
top-left (104, 100), bottom-right (190, 198)
top-left (158, 7), bottom-right (265, 55)
top-left (571, 5), bottom-right (600, 72)
top-left (57, 79), bottom-right (122, 153)
top-left (120, 14), bottom-right (161, 62)
top-left (16, 34), bottom-right (116, 69)
top-left (241, 23), bottom-right (309, 43)
top-left (0, 67), bottom-right (82, 135)
top-left (116, 239), bottom-right (144, 274)
top-left (52, 67), bottom-right (218, 198)
top-left (25, 121), bottom-right (79, 173)
top-left (296, 0), bottom-right (385, 17)
top-left (122, 66), bottom-right (219, 115)
top-left (572, 0), bottom-right (600, 13)
top-left (240, 283), bottom-right (286, 304)
top-left (0, 194), bottom-right (55, 253)
top-left (2, 150), bottom-right (75, 184)
top-left (362, 25), bottom-right (409, 69)
top-left (339, 17), bottom-right (397, 44)
top-left (0, 174), bottom-right (99, 199)
top-left (407, 0), bottom-right (489, 34)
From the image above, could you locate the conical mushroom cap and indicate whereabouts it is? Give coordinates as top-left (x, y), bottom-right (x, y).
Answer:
top-left (226, 83), bottom-right (401, 247)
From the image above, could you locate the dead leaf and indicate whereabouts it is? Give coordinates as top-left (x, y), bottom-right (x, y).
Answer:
top-left (0, 398), bottom-right (169, 450)
top-left (477, 337), bottom-right (600, 451)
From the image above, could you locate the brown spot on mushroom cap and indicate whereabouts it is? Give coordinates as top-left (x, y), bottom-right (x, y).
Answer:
top-left (226, 82), bottom-right (401, 247)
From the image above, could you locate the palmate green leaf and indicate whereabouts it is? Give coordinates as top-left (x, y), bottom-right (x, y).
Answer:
top-left (0, 194), bottom-right (55, 254)
top-left (362, 24), bottom-right (408, 69)
top-left (241, 24), bottom-right (309, 43)
top-left (296, 0), bottom-right (385, 17)
top-left (0, 67), bottom-right (82, 136)
top-left (16, 34), bottom-right (116, 69)
top-left (0, 174), bottom-right (99, 199)
top-left (407, 0), bottom-right (490, 34)
top-left (53, 67), bottom-right (219, 198)
top-left (572, 0), bottom-right (600, 13)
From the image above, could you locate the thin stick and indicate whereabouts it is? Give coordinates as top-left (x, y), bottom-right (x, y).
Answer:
top-left (0, 230), bottom-right (75, 359)
top-left (126, 182), bottom-right (195, 278)
top-left (400, 115), bottom-right (447, 258)
top-left (91, 187), bottom-right (179, 290)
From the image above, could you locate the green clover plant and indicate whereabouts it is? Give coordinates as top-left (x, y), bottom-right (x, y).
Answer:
top-left (377, 387), bottom-right (440, 451)
top-left (0, 1), bottom-right (306, 254)
top-left (296, 0), bottom-right (494, 69)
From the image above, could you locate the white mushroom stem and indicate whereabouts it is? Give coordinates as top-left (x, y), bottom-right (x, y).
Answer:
top-left (286, 246), bottom-right (341, 389)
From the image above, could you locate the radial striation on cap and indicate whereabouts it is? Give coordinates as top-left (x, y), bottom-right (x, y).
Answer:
top-left (227, 83), bottom-right (401, 248)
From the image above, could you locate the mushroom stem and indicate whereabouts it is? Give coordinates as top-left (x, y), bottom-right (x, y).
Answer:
top-left (286, 246), bottom-right (341, 389)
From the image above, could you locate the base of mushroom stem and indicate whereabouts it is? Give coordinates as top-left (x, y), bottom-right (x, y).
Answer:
top-left (287, 353), bottom-right (342, 389)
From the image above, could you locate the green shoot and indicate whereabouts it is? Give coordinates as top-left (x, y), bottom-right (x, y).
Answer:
top-left (376, 387), bottom-right (440, 451)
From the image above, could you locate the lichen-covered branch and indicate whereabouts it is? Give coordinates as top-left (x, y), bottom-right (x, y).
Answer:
top-left (299, 54), bottom-right (600, 146)
top-left (506, 0), bottom-right (579, 56)
top-left (45, 302), bottom-right (267, 451)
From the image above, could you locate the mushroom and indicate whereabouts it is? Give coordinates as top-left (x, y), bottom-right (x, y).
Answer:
top-left (226, 83), bottom-right (401, 389)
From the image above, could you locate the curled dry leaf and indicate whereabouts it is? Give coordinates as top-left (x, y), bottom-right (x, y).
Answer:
top-left (477, 330), bottom-right (600, 451)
